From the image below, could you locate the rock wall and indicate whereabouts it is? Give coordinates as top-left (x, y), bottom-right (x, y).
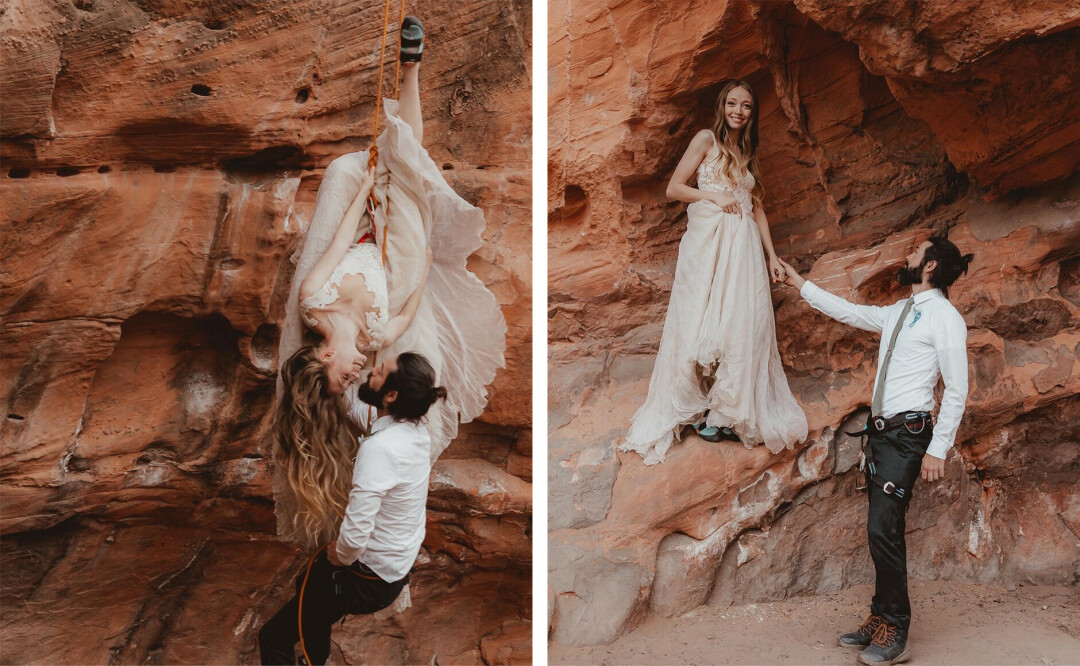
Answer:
top-left (1, 1), bottom-right (531, 663)
top-left (548, 0), bottom-right (1079, 647)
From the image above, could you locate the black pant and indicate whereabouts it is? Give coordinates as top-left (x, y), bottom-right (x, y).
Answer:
top-left (258, 552), bottom-right (408, 665)
top-left (865, 421), bottom-right (932, 631)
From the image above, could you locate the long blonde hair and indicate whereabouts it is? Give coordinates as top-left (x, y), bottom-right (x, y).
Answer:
top-left (708, 79), bottom-right (764, 204)
top-left (274, 345), bottom-right (362, 547)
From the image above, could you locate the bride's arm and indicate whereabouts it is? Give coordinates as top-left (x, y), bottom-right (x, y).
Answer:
top-left (666, 130), bottom-right (741, 215)
top-left (665, 130), bottom-right (715, 203)
top-left (752, 203), bottom-right (784, 283)
top-left (298, 169), bottom-right (376, 302)
top-left (379, 249), bottom-right (433, 347)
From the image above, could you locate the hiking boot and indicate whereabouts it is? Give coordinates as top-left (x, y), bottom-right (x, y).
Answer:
top-left (858, 622), bottom-right (910, 665)
top-left (839, 614), bottom-right (884, 647)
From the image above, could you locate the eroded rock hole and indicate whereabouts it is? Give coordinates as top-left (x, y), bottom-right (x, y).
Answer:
top-left (7, 413), bottom-right (25, 420)
top-left (250, 323), bottom-right (278, 372)
top-left (1060, 258), bottom-right (1080, 308)
top-left (78, 312), bottom-right (246, 466)
top-left (443, 163), bottom-right (454, 170)
top-left (56, 167), bottom-right (80, 177)
top-left (551, 185), bottom-right (589, 227)
top-left (153, 164), bottom-right (177, 173)
top-left (191, 84), bottom-right (212, 96)
top-left (8, 168), bottom-right (30, 179)
top-left (65, 456), bottom-right (91, 472)
top-left (97, 165), bottom-right (111, 174)
top-left (203, 19), bottom-right (227, 30)
top-left (295, 88), bottom-right (310, 104)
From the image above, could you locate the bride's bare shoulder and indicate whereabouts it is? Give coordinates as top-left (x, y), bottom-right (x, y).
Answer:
top-left (674, 129), bottom-right (714, 165)
top-left (690, 128), bottom-right (715, 145)
top-left (682, 129), bottom-right (715, 157)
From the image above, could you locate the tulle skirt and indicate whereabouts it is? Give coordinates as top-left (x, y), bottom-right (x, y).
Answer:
top-left (621, 199), bottom-right (807, 465)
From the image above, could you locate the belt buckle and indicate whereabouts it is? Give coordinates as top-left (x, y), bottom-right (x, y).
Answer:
top-left (873, 416), bottom-right (886, 432)
top-left (882, 481), bottom-right (896, 495)
top-left (904, 412), bottom-right (925, 434)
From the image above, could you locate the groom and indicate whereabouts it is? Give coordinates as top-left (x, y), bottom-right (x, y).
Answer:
top-left (259, 352), bottom-right (446, 665)
top-left (780, 237), bottom-right (972, 666)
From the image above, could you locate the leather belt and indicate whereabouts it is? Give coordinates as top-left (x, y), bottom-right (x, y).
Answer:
top-left (847, 411), bottom-right (933, 437)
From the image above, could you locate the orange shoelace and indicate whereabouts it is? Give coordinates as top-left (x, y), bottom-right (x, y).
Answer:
top-left (859, 614), bottom-right (884, 637)
top-left (870, 622), bottom-right (898, 648)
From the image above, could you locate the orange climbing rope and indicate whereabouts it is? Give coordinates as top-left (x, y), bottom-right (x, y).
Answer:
top-left (367, 0), bottom-right (408, 266)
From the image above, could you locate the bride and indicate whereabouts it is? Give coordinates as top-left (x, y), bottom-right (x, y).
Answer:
top-left (621, 79), bottom-right (807, 465)
top-left (273, 17), bottom-right (506, 545)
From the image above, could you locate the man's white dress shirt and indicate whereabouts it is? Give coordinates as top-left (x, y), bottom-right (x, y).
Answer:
top-left (335, 416), bottom-right (431, 582)
top-left (799, 282), bottom-right (969, 459)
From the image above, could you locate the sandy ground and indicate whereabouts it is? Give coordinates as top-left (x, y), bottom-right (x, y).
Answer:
top-left (550, 579), bottom-right (1080, 666)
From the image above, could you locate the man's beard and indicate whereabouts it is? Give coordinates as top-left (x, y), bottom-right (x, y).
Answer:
top-left (356, 380), bottom-right (388, 408)
top-left (896, 260), bottom-right (925, 286)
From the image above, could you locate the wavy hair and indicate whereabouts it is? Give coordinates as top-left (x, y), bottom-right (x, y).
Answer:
top-left (708, 79), bottom-right (764, 204)
top-left (273, 345), bottom-right (362, 547)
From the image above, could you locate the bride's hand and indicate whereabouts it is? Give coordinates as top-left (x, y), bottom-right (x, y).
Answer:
top-left (355, 168), bottom-right (375, 199)
top-left (708, 192), bottom-right (741, 216)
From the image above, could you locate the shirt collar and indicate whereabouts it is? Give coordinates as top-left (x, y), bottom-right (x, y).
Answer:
top-left (370, 415), bottom-right (420, 435)
top-left (371, 415), bottom-right (395, 434)
top-left (912, 288), bottom-right (944, 306)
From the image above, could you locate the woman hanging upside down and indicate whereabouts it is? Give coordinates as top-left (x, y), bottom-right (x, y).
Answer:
top-left (270, 11), bottom-right (505, 605)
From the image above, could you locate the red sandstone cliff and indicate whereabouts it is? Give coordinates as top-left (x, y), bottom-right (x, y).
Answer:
top-left (1, 1), bottom-right (531, 663)
top-left (548, 0), bottom-right (1079, 647)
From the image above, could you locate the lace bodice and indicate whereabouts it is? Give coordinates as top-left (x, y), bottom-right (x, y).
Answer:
top-left (697, 134), bottom-right (755, 215)
top-left (299, 242), bottom-right (388, 351)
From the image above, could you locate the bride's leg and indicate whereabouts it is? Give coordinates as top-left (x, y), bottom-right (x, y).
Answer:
top-left (399, 63), bottom-right (423, 145)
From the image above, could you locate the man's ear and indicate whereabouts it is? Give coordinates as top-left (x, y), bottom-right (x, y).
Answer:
top-left (923, 259), bottom-right (937, 281)
top-left (383, 390), bottom-right (398, 409)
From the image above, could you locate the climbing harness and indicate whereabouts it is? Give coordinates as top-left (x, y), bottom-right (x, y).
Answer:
top-left (847, 412), bottom-right (933, 502)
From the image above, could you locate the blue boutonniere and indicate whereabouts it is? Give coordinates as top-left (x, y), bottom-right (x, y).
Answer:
top-left (908, 309), bottom-right (922, 328)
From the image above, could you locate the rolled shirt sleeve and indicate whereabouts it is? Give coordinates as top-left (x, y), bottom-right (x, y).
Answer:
top-left (927, 309), bottom-right (969, 459)
top-left (800, 280), bottom-right (889, 333)
top-left (335, 441), bottom-right (396, 566)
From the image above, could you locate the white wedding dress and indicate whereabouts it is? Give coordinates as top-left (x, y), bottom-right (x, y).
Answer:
top-left (621, 132), bottom-right (807, 465)
top-left (277, 99), bottom-right (507, 462)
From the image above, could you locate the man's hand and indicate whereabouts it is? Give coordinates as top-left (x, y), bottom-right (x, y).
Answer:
top-left (921, 453), bottom-right (945, 483)
top-left (326, 544), bottom-right (344, 567)
top-left (778, 258), bottom-right (806, 290)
